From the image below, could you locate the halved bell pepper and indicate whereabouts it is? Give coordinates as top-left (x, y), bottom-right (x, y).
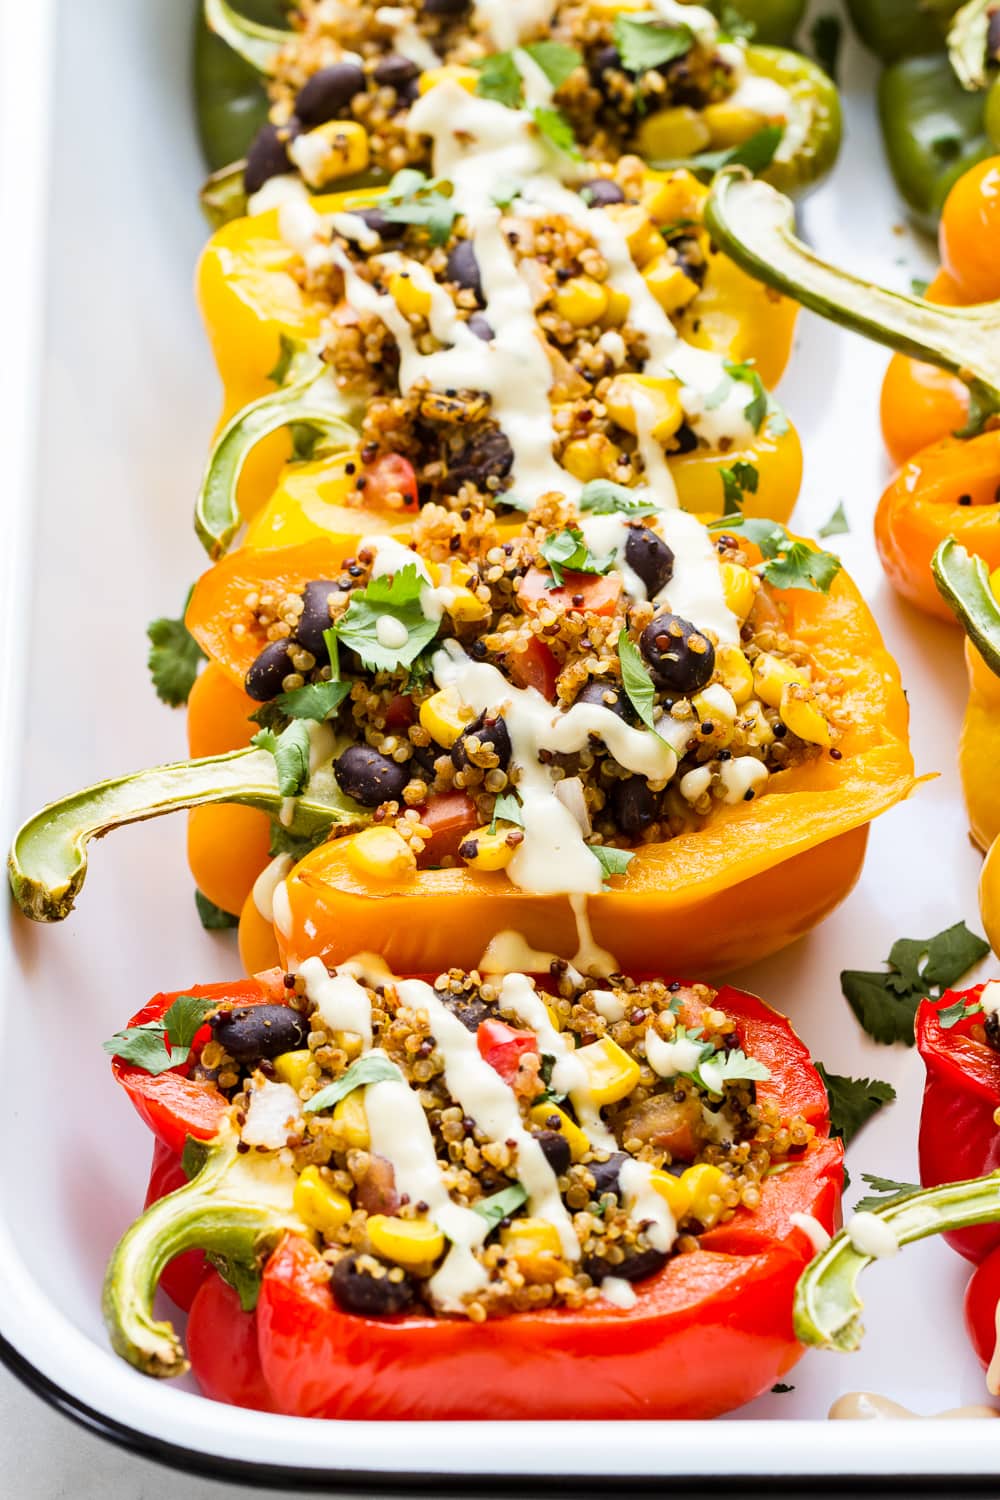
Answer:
top-left (915, 989), bottom-right (1000, 1263)
top-left (103, 977), bottom-right (844, 1416)
top-left (276, 551), bottom-right (913, 977)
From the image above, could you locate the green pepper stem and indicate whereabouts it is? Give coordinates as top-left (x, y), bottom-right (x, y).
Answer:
top-left (8, 746), bottom-right (365, 922)
top-left (932, 537), bottom-right (1000, 675)
top-left (794, 1169), bottom-right (1000, 1351)
top-left (705, 169), bottom-right (1000, 423)
top-left (948, 0), bottom-right (992, 90)
top-left (196, 348), bottom-right (360, 558)
top-left (103, 1125), bottom-right (296, 1378)
top-left (203, 0), bottom-right (290, 75)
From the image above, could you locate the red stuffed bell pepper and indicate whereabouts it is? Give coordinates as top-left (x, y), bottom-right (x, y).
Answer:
top-left (104, 964), bottom-right (843, 1421)
top-left (917, 985), bottom-right (1000, 1262)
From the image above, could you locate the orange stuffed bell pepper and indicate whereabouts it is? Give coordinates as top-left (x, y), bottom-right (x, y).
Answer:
top-left (100, 961), bottom-right (843, 1419)
top-left (195, 147), bottom-right (802, 559)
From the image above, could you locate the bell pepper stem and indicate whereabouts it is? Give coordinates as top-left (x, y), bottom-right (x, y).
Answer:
top-left (705, 169), bottom-right (1000, 426)
top-left (794, 1169), bottom-right (1000, 1351)
top-left (203, 0), bottom-right (290, 74)
top-left (932, 537), bottom-right (1000, 676)
top-left (195, 347), bottom-right (360, 559)
top-left (200, 160), bottom-right (249, 231)
top-left (948, 0), bottom-right (993, 90)
top-left (8, 746), bottom-right (365, 922)
top-left (103, 1124), bottom-right (296, 1378)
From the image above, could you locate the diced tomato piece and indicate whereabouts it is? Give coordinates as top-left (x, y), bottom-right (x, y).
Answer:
top-left (384, 693), bottom-right (416, 731)
top-left (418, 792), bottom-right (479, 866)
top-left (362, 453), bottom-right (419, 512)
top-left (506, 635), bottom-right (559, 700)
top-left (477, 1019), bottom-right (539, 1084)
top-left (518, 567), bottom-right (623, 618)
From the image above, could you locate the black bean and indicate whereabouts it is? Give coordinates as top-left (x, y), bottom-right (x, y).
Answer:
top-left (588, 1151), bottom-right (627, 1198)
top-left (534, 1129), bottom-right (572, 1176)
top-left (421, 0), bottom-right (469, 14)
top-left (444, 428), bottom-right (514, 492)
top-left (672, 422), bottom-right (698, 454)
top-left (331, 1254), bottom-right (417, 1316)
top-left (245, 640), bottom-right (295, 701)
top-left (446, 239), bottom-right (483, 304)
top-left (583, 1245), bottom-right (669, 1284)
top-left (589, 44), bottom-right (624, 87)
top-left (467, 312), bottom-right (494, 341)
top-left (610, 776), bottom-right (657, 837)
top-left (579, 178), bottom-right (625, 207)
top-left (210, 1004), bottom-right (309, 1063)
top-left (373, 53), bottom-right (421, 89)
top-left (353, 206), bottom-right (405, 242)
top-left (451, 710), bottom-right (512, 770)
top-left (295, 579), bottom-right (346, 658)
top-left (640, 611), bottom-right (716, 694)
top-left (986, 1012), bottom-right (1000, 1052)
top-left (334, 745), bottom-right (409, 806)
top-left (625, 525), bottom-right (674, 597)
top-left (435, 988), bottom-right (489, 1032)
top-left (575, 679), bottom-right (631, 721)
top-left (294, 63), bottom-right (366, 125)
top-left (244, 123), bottom-right (294, 195)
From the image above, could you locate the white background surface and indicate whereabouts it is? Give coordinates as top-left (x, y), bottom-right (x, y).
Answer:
top-left (1, 0), bottom-right (998, 1492)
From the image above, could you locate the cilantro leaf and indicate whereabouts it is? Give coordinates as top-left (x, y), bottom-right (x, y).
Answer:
top-left (379, 170), bottom-right (458, 246)
top-left (817, 1066), bottom-right (896, 1146)
top-left (911, 276), bottom-right (930, 298)
top-left (195, 890), bottom-right (239, 930)
top-left (818, 501), bottom-right (849, 538)
top-left (810, 13), bottom-right (842, 80)
top-left (273, 678), bottom-right (351, 722)
top-left (268, 819), bottom-right (328, 861)
top-left (333, 565), bottom-right (440, 672)
top-left (695, 1047), bottom-right (770, 1095)
top-left (853, 1173), bottom-right (920, 1214)
top-left (251, 720), bottom-right (313, 798)
top-left (304, 1053), bottom-right (402, 1115)
top-left (938, 994), bottom-right (983, 1028)
top-left (661, 123), bottom-right (784, 179)
top-left (841, 921), bottom-right (990, 1046)
top-left (613, 15), bottom-right (694, 72)
top-left (719, 459), bottom-right (759, 516)
top-left (707, 515), bottom-right (842, 595)
top-left (617, 629), bottom-right (659, 736)
top-left (533, 106), bottom-right (580, 159)
top-left (723, 359), bottom-right (769, 432)
top-left (540, 527), bottom-right (615, 586)
top-left (101, 994), bottom-right (216, 1077)
top-left (163, 995), bottom-right (219, 1051)
top-left (490, 791), bottom-right (524, 834)
top-left (473, 50), bottom-right (523, 107)
top-left (472, 1181), bottom-right (529, 1231)
top-left (522, 41), bottom-right (582, 89)
top-left (579, 479), bottom-right (658, 518)
top-left (146, 593), bottom-right (206, 707)
top-left (101, 1026), bottom-right (174, 1076)
top-left (591, 844), bottom-right (636, 884)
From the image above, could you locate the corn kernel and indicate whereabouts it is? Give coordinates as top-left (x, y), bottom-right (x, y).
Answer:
top-left (679, 1163), bottom-right (728, 1227)
top-left (460, 824), bottom-right (516, 872)
top-left (642, 255), bottom-right (699, 314)
top-left (333, 1030), bottom-right (365, 1061)
top-left (640, 169), bottom-right (706, 227)
top-left (555, 275), bottom-right (610, 327)
top-left (273, 1049), bottom-right (314, 1091)
top-left (780, 682), bottom-right (832, 746)
top-left (419, 65), bottom-right (479, 95)
top-left (574, 1037), bottom-right (641, 1105)
top-left (529, 1101), bottom-right (589, 1162)
top-left (636, 107), bottom-right (712, 163)
top-left (752, 651), bottom-right (808, 709)
top-left (419, 688), bottom-right (467, 749)
top-left (649, 1167), bottom-right (692, 1221)
top-left (346, 827), bottom-right (417, 882)
top-left (694, 684), bottom-right (737, 725)
top-left (590, 0), bottom-right (646, 14)
top-left (601, 285), bottom-right (631, 326)
top-left (562, 435), bottom-right (621, 481)
top-left (367, 1214), bottom-right (446, 1267)
top-left (445, 586), bottom-right (490, 623)
top-left (742, 699), bottom-right (775, 748)
top-left (290, 121), bottom-right (369, 188)
top-left (720, 560), bottom-right (755, 621)
top-left (333, 1090), bottom-right (370, 1149)
top-left (715, 645), bottom-right (754, 706)
top-left (605, 204), bottom-right (664, 267)
top-left (499, 1217), bottom-right (567, 1283)
top-left (543, 1002), bottom-right (563, 1032)
top-left (389, 269), bottom-right (432, 319)
top-left (605, 373), bottom-right (684, 444)
top-left (294, 1166), bottom-right (352, 1236)
top-left (702, 102), bottom-right (768, 148)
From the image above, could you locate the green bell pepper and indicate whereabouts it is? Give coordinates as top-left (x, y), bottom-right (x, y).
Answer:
top-left (845, 0), bottom-right (960, 64)
top-left (704, 168), bottom-right (1000, 425)
top-left (879, 53), bottom-right (992, 233)
top-left (710, 0), bottom-right (807, 47)
top-left (194, 0), bottom-right (289, 172)
top-left (744, 45), bottom-right (841, 193)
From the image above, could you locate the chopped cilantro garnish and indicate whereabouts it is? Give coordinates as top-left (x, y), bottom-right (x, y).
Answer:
top-left (103, 994), bottom-right (218, 1077)
top-left (533, 105), bottom-right (581, 159)
top-left (305, 1054), bottom-right (402, 1115)
top-left (272, 678), bottom-right (351, 722)
top-left (840, 921), bottom-right (990, 1045)
top-left (540, 527), bottom-right (615, 586)
top-left (719, 459), bottom-right (759, 516)
top-left (146, 591), bottom-right (206, 707)
top-left (579, 479), bottom-right (658, 517)
top-left (474, 42), bottom-right (581, 110)
top-left (853, 1173), bottom-right (920, 1214)
top-left (251, 720), bottom-right (312, 798)
top-left (591, 844), bottom-right (636, 885)
top-left (379, 169), bottom-right (458, 246)
top-left (818, 501), bottom-right (849, 538)
top-left (613, 14), bottom-right (694, 72)
top-left (654, 123), bottom-right (784, 179)
top-left (472, 1181), bottom-right (529, 1231)
top-left (707, 515), bottom-right (842, 594)
top-left (816, 1065), bottom-right (896, 1146)
top-left (695, 1047), bottom-right (770, 1095)
top-left (333, 565), bottom-right (441, 672)
top-left (490, 791), bottom-right (524, 834)
top-left (617, 629), bottom-right (660, 736)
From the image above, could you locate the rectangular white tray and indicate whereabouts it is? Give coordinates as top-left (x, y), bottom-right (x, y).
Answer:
top-left (1, 0), bottom-right (997, 1483)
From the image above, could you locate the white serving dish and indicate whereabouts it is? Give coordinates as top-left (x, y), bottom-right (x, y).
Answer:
top-left (1, 0), bottom-right (998, 1483)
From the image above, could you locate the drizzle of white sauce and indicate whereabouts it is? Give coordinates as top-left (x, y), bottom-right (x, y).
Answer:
top-left (478, 930), bottom-right (575, 976)
top-left (846, 1211), bottom-right (899, 1259)
top-left (252, 853), bottom-right (296, 922)
top-left (375, 614), bottom-right (410, 649)
top-left (299, 954), bottom-right (374, 1048)
top-left (590, 989), bottom-right (627, 1023)
top-left (600, 1275), bottom-right (638, 1309)
top-left (789, 1211), bottom-right (832, 1254)
top-left (271, 879), bottom-right (293, 938)
top-left (568, 893), bottom-right (619, 976)
top-left (618, 1158), bottom-right (676, 1253)
top-left (373, 5), bottom-right (441, 70)
top-left (645, 1030), bottom-right (706, 1079)
top-left (719, 755), bottom-right (769, 804)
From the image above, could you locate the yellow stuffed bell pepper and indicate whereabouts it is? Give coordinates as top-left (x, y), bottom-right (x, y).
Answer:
top-left (195, 166), bottom-right (801, 556)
